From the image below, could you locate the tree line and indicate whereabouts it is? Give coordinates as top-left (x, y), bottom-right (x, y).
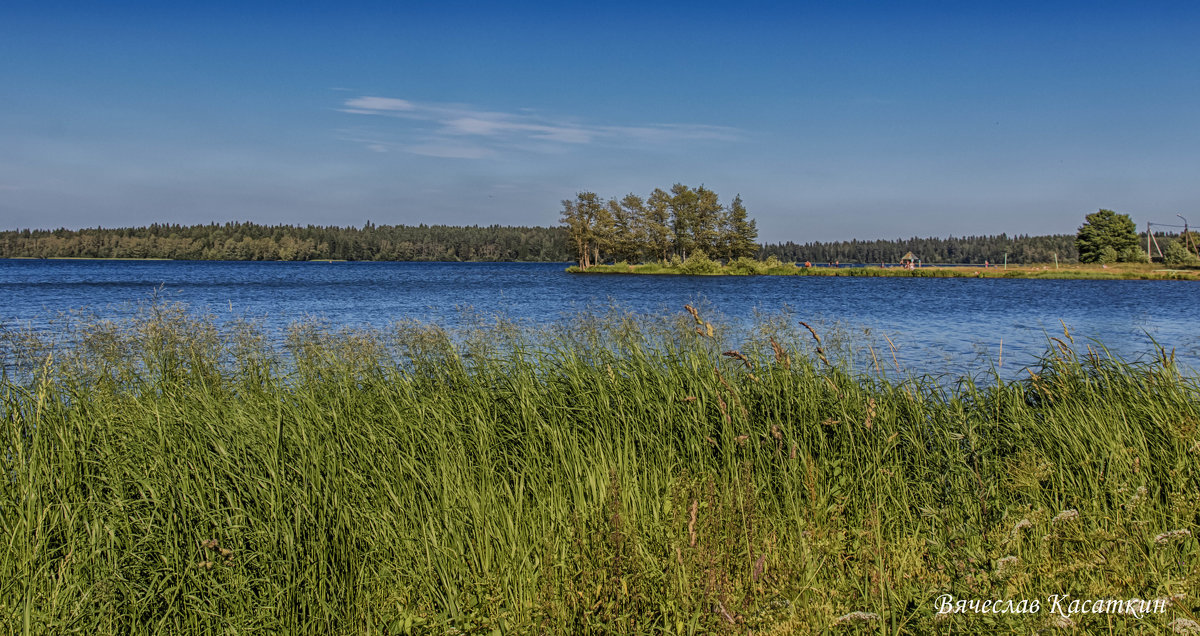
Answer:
top-left (760, 234), bottom-right (1081, 265)
top-left (7, 216), bottom-right (1183, 266)
top-left (559, 184), bottom-right (758, 268)
top-left (0, 222), bottom-right (571, 262)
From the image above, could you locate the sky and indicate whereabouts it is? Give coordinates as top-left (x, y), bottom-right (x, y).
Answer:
top-left (2, 1), bottom-right (1198, 242)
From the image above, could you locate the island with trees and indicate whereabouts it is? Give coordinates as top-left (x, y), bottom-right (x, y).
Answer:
top-left (561, 195), bottom-right (1199, 279)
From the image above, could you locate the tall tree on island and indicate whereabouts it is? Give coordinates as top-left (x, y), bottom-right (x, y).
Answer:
top-left (724, 194), bottom-right (758, 259)
top-left (669, 184), bottom-right (699, 259)
top-left (559, 197), bottom-right (587, 268)
top-left (560, 191), bottom-right (606, 269)
top-left (644, 188), bottom-right (674, 263)
top-left (609, 194), bottom-right (647, 263)
top-left (692, 185), bottom-right (723, 255)
top-left (590, 197), bottom-right (614, 266)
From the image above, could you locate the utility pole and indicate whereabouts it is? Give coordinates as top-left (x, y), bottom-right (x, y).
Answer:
top-left (1180, 214), bottom-right (1198, 256)
top-left (1148, 223), bottom-right (1166, 259)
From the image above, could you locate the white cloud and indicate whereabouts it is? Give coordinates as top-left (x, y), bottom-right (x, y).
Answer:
top-left (406, 143), bottom-right (493, 159)
top-left (344, 96), bottom-right (416, 111)
top-left (338, 95), bottom-right (741, 158)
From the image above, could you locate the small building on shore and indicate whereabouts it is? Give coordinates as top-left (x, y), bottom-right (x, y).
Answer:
top-left (900, 251), bottom-right (918, 268)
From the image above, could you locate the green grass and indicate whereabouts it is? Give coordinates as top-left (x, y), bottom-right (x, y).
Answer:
top-left (1, 303), bottom-right (1198, 634)
top-left (569, 260), bottom-right (1200, 280)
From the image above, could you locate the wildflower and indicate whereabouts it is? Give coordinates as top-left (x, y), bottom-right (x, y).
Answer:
top-left (1170, 618), bottom-right (1200, 635)
top-left (1154, 593), bottom-right (1186, 608)
top-left (1011, 518), bottom-right (1032, 537)
top-left (1051, 509), bottom-right (1078, 524)
top-left (835, 612), bottom-right (880, 625)
top-left (1154, 529), bottom-right (1191, 546)
top-left (995, 556), bottom-right (1020, 577)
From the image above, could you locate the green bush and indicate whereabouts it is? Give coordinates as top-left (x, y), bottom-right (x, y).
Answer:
top-left (1164, 240), bottom-right (1200, 266)
top-left (726, 256), bottom-right (766, 275)
top-left (679, 249), bottom-right (720, 274)
top-left (1118, 246), bottom-right (1149, 263)
top-left (1097, 245), bottom-right (1120, 264)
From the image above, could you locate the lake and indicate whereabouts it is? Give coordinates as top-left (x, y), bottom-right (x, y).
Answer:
top-left (2, 259), bottom-right (1197, 376)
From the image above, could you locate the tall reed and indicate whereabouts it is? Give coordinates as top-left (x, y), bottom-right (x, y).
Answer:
top-left (1, 301), bottom-right (1197, 633)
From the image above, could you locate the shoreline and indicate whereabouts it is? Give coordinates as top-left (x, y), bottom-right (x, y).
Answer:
top-left (568, 262), bottom-right (1200, 280)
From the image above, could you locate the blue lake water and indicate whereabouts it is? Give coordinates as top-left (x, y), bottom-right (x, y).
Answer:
top-left (2, 259), bottom-right (1197, 376)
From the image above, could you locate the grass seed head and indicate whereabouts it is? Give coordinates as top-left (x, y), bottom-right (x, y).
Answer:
top-left (835, 612), bottom-right (880, 625)
top-left (1154, 529), bottom-right (1191, 546)
top-left (1051, 509), bottom-right (1079, 524)
top-left (722, 350), bottom-right (751, 369)
top-left (1012, 519), bottom-right (1033, 537)
top-left (1170, 618), bottom-right (1200, 635)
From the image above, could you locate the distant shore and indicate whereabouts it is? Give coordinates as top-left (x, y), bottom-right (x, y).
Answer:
top-left (568, 261), bottom-right (1200, 280)
top-left (8, 256), bottom-right (175, 261)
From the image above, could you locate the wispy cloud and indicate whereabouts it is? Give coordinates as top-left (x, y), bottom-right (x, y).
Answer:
top-left (337, 95), bottom-right (741, 158)
top-left (344, 96), bottom-right (416, 112)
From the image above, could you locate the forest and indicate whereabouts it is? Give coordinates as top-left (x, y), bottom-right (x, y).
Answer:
top-left (4, 219), bottom-right (1184, 266)
top-left (0, 222), bottom-right (570, 262)
top-left (759, 233), bottom-right (1081, 265)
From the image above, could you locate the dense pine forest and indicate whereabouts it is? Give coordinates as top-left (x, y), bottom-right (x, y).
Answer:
top-left (0, 220), bottom-right (1123, 266)
top-left (0, 222), bottom-right (571, 261)
top-left (760, 234), bottom-right (1080, 265)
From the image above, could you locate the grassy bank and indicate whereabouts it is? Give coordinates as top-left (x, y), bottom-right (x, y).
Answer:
top-left (2, 304), bottom-right (1198, 634)
top-left (569, 259), bottom-right (1200, 280)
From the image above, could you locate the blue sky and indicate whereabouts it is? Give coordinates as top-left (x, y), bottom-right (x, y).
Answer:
top-left (2, 1), bottom-right (1198, 242)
